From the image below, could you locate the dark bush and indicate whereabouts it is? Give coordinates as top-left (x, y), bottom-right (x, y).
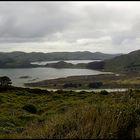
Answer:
top-left (26, 88), bottom-right (50, 94)
top-left (56, 89), bottom-right (64, 94)
top-left (78, 83), bottom-right (82, 87)
top-left (100, 90), bottom-right (109, 95)
top-left (63, 83), bottom-right (78, 88)
top-left (88, 82), bottom-right (103, 88)
top-left (22, 104), bottom-right (37, 114)
top-left (79, 91), bottom-right (86, 94)
top-left (0, 86), bottom-right (13, 92)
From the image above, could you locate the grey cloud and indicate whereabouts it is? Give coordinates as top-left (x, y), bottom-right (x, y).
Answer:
top-left (0, 2), bottom-right (123, 43)
top-left (111, 31), bottom-right (136, 45)
top-left (51, 3), bottom-right (134, 43)
top-left (111, 16), bottom-right (140, 45)
top-left (0, 2), bottom-right (78, 42)
top-left (0, 2), bottom-right (140, 53)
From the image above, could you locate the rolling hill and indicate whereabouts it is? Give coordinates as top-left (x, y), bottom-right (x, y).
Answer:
top-left (104, 49), bottom-right (140, 72)
top-left (0, 51), bottom-right (121, 68)
top-left (0, 51), bottom-right (121, 62)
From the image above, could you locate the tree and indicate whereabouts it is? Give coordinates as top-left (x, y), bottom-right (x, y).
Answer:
top-left (0, 76), bottom-right (12, 87)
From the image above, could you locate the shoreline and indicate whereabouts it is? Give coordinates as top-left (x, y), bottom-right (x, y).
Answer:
top-left (24, 72), bottom-right (140, 91)
top-left (24, 86), bottom-right (129, 92)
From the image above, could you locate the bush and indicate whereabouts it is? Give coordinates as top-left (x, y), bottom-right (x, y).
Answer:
top-left (22, 104), bottom-right (37, 114)
top-left (63, 83), bottom-right (78, 88)
top-left (56, 90), bottom-right (64, 94)
top-left (26, 88), bottom-right (50, 94)
top-left (79, 91), bottom-right (86, 94)
top-left (100, 90), bottom-right (109, 95)
top-left (88, 82), bottom-right (103, 88)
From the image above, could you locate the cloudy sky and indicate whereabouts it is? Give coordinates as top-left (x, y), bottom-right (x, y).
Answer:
top-left (0, 1), bottom-right (140, 53)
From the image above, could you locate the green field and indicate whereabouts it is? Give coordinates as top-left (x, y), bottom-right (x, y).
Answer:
top-left (0, 87), bottom-right (140, 139)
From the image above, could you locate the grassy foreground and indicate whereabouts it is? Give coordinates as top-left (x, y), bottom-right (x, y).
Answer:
top-left (0, 87), bottom-right (140, 139)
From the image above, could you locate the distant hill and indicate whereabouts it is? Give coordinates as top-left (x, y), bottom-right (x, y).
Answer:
top-left (0, 51), bottom-right (121, 68)
top-left (104, 49), bottom-right (140, 72)
top-left (46, 61), bottom-right (75, 68)
top-left (45, 61), bottom-right (86, 69)
top-left (0, 51), bottom-right (121, 62)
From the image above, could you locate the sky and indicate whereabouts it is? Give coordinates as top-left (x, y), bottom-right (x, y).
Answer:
top-left (0, 1), bottom-right (140, 54)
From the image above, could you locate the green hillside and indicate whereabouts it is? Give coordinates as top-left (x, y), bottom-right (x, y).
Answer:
top-left (104, 49), bottom-right (140, 72)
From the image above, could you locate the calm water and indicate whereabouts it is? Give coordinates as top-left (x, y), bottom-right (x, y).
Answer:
top-left (31, 60), bottom-right (101, 65)
top-left (0, 67), bottom-right (111, 87)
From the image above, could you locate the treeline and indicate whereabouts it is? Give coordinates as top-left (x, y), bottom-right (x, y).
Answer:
top-left (0, 51), bottom-right (120, 62)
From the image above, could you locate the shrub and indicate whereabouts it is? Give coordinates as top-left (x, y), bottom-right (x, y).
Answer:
top-left (56, 90), bottom-right (64, 94)
top-left (79, 91), bottom-right (86, 94)
top-left (18, 104), bottom-right (136, 139)
top-left (22, 104), bottom-right (37, 114)
top-left (88, 82), bottom-right (103, 88)
top-left (63, 83), bottom-right (78, 88)
top-left (26, 88), bottom-right (49, 94)
top-left (100, 90), bottom-right (108, 95)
